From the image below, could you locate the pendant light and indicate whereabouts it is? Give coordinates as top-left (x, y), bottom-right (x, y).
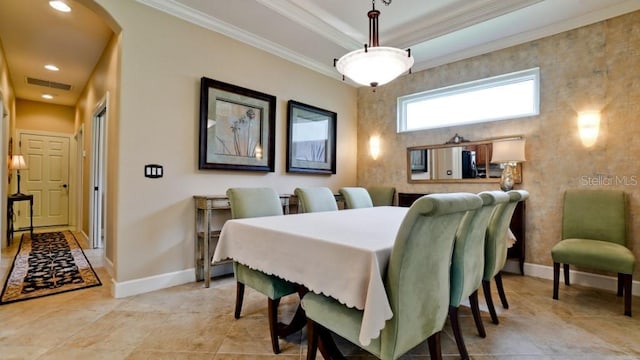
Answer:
top-left (335, 0), bottom-right (413, 88)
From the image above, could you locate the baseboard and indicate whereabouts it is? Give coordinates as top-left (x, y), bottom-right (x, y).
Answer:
top-left (112, 269), bottom-right (195, 298)
top-left (111, 262), bottom-right (233, 298)
top-left (504, 259), bottom-right (640, 297)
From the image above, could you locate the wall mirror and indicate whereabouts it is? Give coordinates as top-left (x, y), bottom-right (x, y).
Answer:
top-left (407, 136), bottom-right (523, 184)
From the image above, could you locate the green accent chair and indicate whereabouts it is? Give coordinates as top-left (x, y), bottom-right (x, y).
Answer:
top-left (339, 187), bottom-right (374, 209)
top-left (294, 187), bottom-right (338, 213)
top-left (551, 189), bottom-right (635, 316)
top-left (449, 191), bottom-right (510, 360)
top-left (482, 189), bottom-right (529, 324)
top-left (302, 192), bottom-right (483, 360)
top-left (367, 186), bottom-right (396, 206)
top-left (226, 187), bottom-right (298, 354)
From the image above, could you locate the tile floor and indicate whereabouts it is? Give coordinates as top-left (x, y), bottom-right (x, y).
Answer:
top-left (1, 231), bottom-right (639, 359)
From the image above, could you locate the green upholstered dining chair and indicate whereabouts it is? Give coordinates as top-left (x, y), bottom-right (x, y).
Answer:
top-left (339, 187), bottom-right (374, 209)
top-left (294, 187), bottom-right (338, 213)
top-left (482, 189), bottom-right (529, 325)
top-left (449, 191), bottom-right (510, 360)
top-left (301, 192), bottom-right (483, 360)
top-left (551, 189), bottom-right (635, 316)
top-left (226, 187), bottom-right (298, 354)
top-left (367, 186), bottom-right (396, 206)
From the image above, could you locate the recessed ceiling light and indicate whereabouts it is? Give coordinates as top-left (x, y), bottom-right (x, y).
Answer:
top-left (49, 1), bottom-right (71, 13)
top-left (42, 94), bottom-right (55, 100)
top-left (44, 64), bottom-right (60, 71)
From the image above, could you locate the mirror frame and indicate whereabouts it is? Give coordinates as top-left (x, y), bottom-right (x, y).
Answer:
top-left (407, 136), bottom-right (523, 184)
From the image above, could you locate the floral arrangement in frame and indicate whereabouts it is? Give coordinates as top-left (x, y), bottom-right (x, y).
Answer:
top-left (198, 77), bottom-right (276, 172)
top-left (286, 100), bottom-right (336, 174)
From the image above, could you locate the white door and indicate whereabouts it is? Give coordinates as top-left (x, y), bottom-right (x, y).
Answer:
top-left (19, 132), bottom-right (70, 227)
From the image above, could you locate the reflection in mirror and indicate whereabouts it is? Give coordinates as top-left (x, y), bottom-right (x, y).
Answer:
top-left (410, 149), bottom-right (429, 179)
top-left (407, 137), bottom-right (522, 184)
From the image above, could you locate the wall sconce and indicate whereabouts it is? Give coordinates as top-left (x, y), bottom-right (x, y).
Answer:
top-left (491, 138), bottom-right (526, 191)
top-left (578, 111), bottom-right (600, 147)
top-left (369, 136), bottom-right (381, 160)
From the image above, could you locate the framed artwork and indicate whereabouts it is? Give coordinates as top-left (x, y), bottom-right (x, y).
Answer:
top-left (198, 77), bottom-right (276, 172)
top-left (286, 100), bottom-right (337, 174)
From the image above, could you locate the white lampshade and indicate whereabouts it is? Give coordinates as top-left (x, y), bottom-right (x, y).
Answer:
top-left (10, 155), bottom-right (28, 170)
top-left (491, 139), bottom-right (526, 163)
top-left (336, 46), bottom-right (414, 87)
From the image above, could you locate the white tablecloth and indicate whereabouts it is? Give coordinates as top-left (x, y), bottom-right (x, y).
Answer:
top-left (212, 206), bottom-right (409, 346)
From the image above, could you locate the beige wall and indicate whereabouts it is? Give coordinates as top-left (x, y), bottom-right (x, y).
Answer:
top-left (0, 39), bottom-right (16, 245)
top-left (75, 31), bottom-right (120, 267)
top-left (15, 99), bottom-right (75, 133)
top-left (94, 1), bottom-right (358, 283)
top-left (358, 11), bottom-right (640, 279)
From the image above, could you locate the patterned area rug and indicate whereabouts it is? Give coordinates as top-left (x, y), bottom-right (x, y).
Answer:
top-left (0, 231), bottom-right (101, 304)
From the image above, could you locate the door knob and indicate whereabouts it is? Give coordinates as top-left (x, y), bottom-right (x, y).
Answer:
top-left (62, 184), bottom-right (68, 188)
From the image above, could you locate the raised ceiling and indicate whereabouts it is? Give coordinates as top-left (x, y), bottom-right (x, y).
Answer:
top-left (142, 0), bottom-right (640, 83)
top-left (0, 0), bottom-right (639, 107)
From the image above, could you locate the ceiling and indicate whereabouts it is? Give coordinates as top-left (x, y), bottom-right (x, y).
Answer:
top-left (1, 0), bottom-right (639, 107)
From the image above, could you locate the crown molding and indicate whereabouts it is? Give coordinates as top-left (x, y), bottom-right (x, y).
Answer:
top-left (136, 0), bottom-right (340, 80)
top-left (138, 0), bottom-right (640, 88)
top-left (389, 0), bottom-right (543, 48)
top-left (255, 0), bottom-right (362, 49)
top-left (412, 0), bottom-right (640, 73)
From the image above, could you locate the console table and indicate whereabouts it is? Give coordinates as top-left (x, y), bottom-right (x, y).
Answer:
top-left (7, 193), bottom-right (34, 246)
top-left (193, 194), bottom-right (291, 288)
top-left (397, 192), bottom-right (525, 275)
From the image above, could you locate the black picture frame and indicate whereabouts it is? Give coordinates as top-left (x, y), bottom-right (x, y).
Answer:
top-left (198, 77), bottom-right (276, 172)
top-left (286, 100), bottom-right (337, 174)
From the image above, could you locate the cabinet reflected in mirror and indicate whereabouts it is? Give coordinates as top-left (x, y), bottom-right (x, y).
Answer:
top-left (407, 137), bottom-right (522, 184)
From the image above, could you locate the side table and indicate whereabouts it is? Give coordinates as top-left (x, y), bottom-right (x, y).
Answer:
top-left (7, 193), bottom-right (34, 245)
top-left (194, 194), bottom-right (291, 288)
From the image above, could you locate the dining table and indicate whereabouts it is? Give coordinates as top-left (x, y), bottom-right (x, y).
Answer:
top-left (212, 205), bottom-right (410, 347)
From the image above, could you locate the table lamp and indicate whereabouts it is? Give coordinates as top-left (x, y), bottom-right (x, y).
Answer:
top-left (491, 139), bottom-right (525, 191)
top-left (10, 154), bottom-right (28, 196)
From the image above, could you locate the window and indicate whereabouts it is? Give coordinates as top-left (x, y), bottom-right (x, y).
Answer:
top-left (397, 68), bottom-right (540, 132)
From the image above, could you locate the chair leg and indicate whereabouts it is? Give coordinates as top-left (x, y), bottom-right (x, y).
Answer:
top-left (623, 274), bottom-right (632, 317)
top-left (427, 331), bottom-right (442, 360)
top-left (482, 279), bottom-right (499, 325)
top-left (563, 264), bottom-right (570, 285)
top-left (314, 322), bottom-right (346, 360)
top-left (553, 262), bottom-right (560, 300)
top-left (234, 281), bottom-right (245, 319)
top-left (306, 319), bottom-right (319, 360)
top-left (618, 273), bottom-right (624, 297)
top-left (495, 272), bottom-right (509, 309)
top-left (268, 298), bottom-right (281, 354)
top-left (469, 290), bottom-right (486, 338)
top-left (449, 305), bottom-right (469, 360)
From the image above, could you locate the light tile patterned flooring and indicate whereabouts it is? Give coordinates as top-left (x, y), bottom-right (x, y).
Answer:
top-left (1, 231), bottom-right (639, 359)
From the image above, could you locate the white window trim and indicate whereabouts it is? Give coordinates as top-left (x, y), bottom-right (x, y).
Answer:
top-left (397, 67), bottom-right (540, 132)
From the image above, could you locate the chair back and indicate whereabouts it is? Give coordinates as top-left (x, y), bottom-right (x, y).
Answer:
top-left (450, 191), bottom-right (510, 306)
top-left (226, 187), bottom-right (283, 219)
top-left (562, 189), bottom-right (626, 245)
top-left (339, 187), bottom-right (374, 209)
top-left (483, 189), bottom-right (529, 281)
top-left (294, 187), bottom-right (338, 213)
top-left (367, 186), bottom-right (396, 206)
top-left (381, 192), bottom-right (483, 359)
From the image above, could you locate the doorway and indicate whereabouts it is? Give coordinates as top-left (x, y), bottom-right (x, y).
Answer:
top-left (89, 97), bottom-right (107, 249)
